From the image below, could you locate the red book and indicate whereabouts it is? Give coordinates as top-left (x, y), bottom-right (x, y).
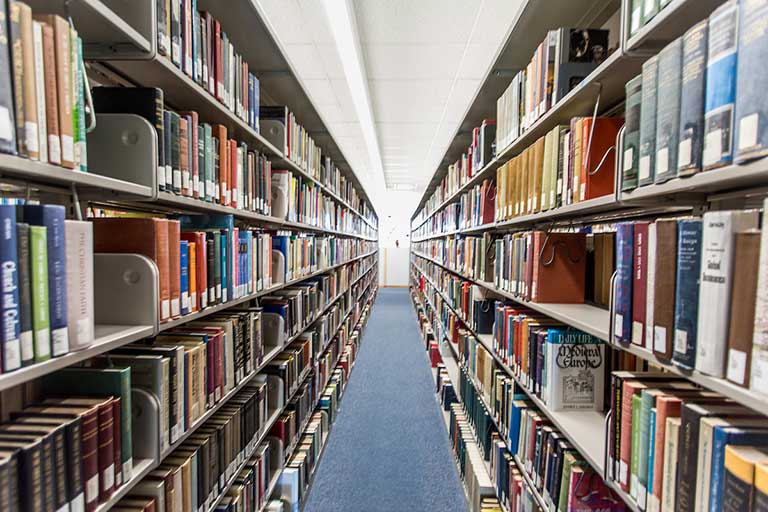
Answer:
top-left (579, 117), bottom-right (624, 201)
top-left (481, 179), bottom-right (495, 225)
top-left (229, 140), bottom-right (238, 208)
top-left (619, 380), bottom-right (646, 491)
top-left (111, 397), bottom-right (122, 487)
top-left (531, 231), bottom-right (587, 304)
top-left (205, 13), bottom-right (214, 93)
top-left (168, 220), bottom-right (181, 318)
top-left (429, 342), bottom-right (442, 368)
top-left (632, 222), bottom-right (649, 347)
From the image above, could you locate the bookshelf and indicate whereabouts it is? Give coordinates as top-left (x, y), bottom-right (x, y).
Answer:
top-left (0, 0), bottom-right (380, 511)
top-left (409, 0), bottom-right (768, 510)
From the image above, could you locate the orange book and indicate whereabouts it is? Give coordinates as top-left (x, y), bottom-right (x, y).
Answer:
top-left (92, 217), bottom-right (171, 321)
top-left (167, 220), bottom-right (181, 318)
top-left (530, 231), bottom-right (586, 303)
top-left (40, 22), bottom-right (60, 165)
top-left (580, 116), bottom-right (624, 201)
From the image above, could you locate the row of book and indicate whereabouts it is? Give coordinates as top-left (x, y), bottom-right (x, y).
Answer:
top-left (612, 206), bottom-right (768, 390)
top-left (622, 0), bottom-right (768, 191)
top-left (627, 0), bottom-right (674, 39)
top-left (608, 371), bottom-right (768, 512)
top-left (156, 1), bottom-right (261, 134)
top-left (0, 3), bottom-right (88, 170)
top-left (496, 28), bottom-right (612, 153)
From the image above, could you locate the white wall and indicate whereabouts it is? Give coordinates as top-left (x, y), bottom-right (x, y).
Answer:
top-left (376, 190), bottom-right (419, 287)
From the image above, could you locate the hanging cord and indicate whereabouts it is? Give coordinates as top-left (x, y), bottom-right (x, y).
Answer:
top-left (538, 231), bottom-right (582, 266)
top-left (582, 82), bottom-right (616, 181)
top-left (64, 0), bottom-right (96, 134)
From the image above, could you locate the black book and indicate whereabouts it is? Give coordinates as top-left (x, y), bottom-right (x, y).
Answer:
top-left (15, 223), bottom-right (32, 366)
top-left (677, 20), bottom-right (708, 176)
top-left (169, 111), bottom-right (181, 194)
top-left (8, 1), bottom-right (24, 157)
top-left (91, 87), bottom-right (166, 191)
top-left (156, 0), bottom-right (167, 56)
top-left (0, 448), bottom-right (19, 512)
top-left (638, 55), bottom-right (659, 186)
top-left (622, 75), bottom-right (642, 191)
top-left (0, 432), bottom-right (54, 512)
top-left (0, 0), bottom-right (17, 154)
top-left (164, 110), bottom-right (172, 190)
top-left (170, 0), bottom-right (181, 67)
top-left (10, 413), bottom-right (82, 512)
top-left (0, 438), bottom-right (42, 512)
top-left (654, 37), bottom-right (683, 184)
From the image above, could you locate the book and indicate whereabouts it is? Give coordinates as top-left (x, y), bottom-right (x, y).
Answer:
top-left (702, 0), bottom-right (739, 170)
top-left (545, 328), bottom-right (604, 411)
top-left (710, 426), bottom-right (768, 512)
top-left (651, 219), bottom-right (678, 360)
top-left (622, 75), bottom-right (642, 191)
top-left (32, 20), bottom-right (46, 164)
top-left (671, 219), bottom-right (702, 370)
top-left (638, 55), bottom-right (658, 186)
top-left (734, 0), bottom-right (768, 163)
top-left (18, 2), bottom-right (38, 161)
top-left (756, 461), bottom-right (768, 511)
top-left (631, 222), bottom-right (649, 347)
top-left (40, 20), bottom-right (59, 165)
top-left (551, 28), bottom-right (610, 104)
top-left (661, 416), bottom-right (681, 512)
top-left (64, 220), bottom-right (94, 351)
top-left (654, 37), bottom-right (683, 184)
top-left (726, 230), bottom-right (761, 387)
top-left (16, 222), bottom-right (32, 366)
top-left (645, 223), bottom-right (657, 351)
top-left (753, 200), bottom-right (768, 396)
top-left (9, 2), bottom-right (24, 157)
top-left (0, 167), bottom-right (20, 373)
top-left (678, 20), bottom-right (708, 176)
top-left (723, 445), bottom-right (768, 512)
top-left (29, 224), bottom-right (50, 363)
top-left (580, 116), bottom-right (624, 200)
top-left (0, 0), bottom-right (16, 155)
top-left (695, 210), bottom-right (759, 377)
top-left (614, 223), bottom-right (634, 344)
top-left (23, 204), bottom-right (68, 357)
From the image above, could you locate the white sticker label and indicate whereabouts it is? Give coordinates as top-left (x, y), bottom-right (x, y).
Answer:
top-left (71, 492), bottom-right (85, 512)
top-left (35, 328), bottom-right (51, 358)
top-left (623, 147), bottom-right (634, 172)
top-left (632, 321), bottom-right (643, 346)
top-left (161, 299), bottom-right (170, 320)
top-left (171, 298), bottom-right (180, 317)
top-left (752, 356), bottom-right (768, 390)
top-left (726, 348), bottom-right (747, 385)
top-left (703, 129), bottom-right (722, 166)
top-left (173, 169), bottom-right (182, 188)
top-left (630, 474), bottom-right (639, 498)
top-left (639, 155), bottom-right (651, 180)
top-left (614, 313), bottom-right (624, 338)
top-left (620, 460), bottom-right (629, 485)
top-left (0, 106), bottom-right (13, 141)
top-left (48, 135), bottom-right (62, 165)
top-left (674, 329), bottom-right (688, 354)
top-left (86, 475), bottom-right (99, 503)
top-left (631, 7), bottom-right (642, 32)
top-left (182, 291), bottom-right (189, 311)
top-left (739, 113), bottom-right (759, 151)
top-left (103, 463), bottom-right (115, 491)
top-left (678, 138), bottom-right (692, 168)
top-left (644, 0), bottom-right (656, 16)
top-left (61, 135), bottom-right (74, 163)
top-left (3, 339), bottom-right (20, 370)
top-left (20, 331), bottom-right (33, 362)
top-left (182, 171), bottom-right (190, 191)
top-left (656, 146), bottom-right (669, 176)
top-left (76, 317), bottom-right (92, 347)
top-left (653, 326), bottom-right (667, 353)
top-left (51, 327), bottom-right (69, 357)
top-left (24, 121), bottom-right (39, 154)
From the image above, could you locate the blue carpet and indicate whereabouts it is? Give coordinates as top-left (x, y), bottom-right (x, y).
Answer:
top-left (302, 288), bottom-right (468, 512)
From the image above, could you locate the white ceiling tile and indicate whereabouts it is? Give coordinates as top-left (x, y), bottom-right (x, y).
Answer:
top-left (283, 44), bottom-right (329, 80)
top-left (364, 44), bottom-right (464, 80)
top-left (302, 79), bottom-right (338, 106)
top-left (316, 45), bottom-right (346, 80)
top-left (457, 44), bottom-right (498, 79)
top-left (255, 0), bottom-right (311, 44)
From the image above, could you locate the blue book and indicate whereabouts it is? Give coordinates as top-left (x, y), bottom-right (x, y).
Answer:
top-left (22, 205), bottom-right (68, 357)
top-left (0, 206), bottom-right (20, 372)
top-left (220, 232), bottom-right (227, 302)
top-left (647, 408), bottom-right (657, 507)
top-left (614, 223), bottom-right (634, 344)
top-left (678, 20), bottom-right (709, 176)
top-left (710, 426), bottom-right (768, 512)
top-left (177, 214), bottom-right (234, 301)
top-left (703, 0), bottom-right (739, 170)
top-left (179, 240), bottom-right (189, 316)
top-left (672, 219), bottom-right (703, 369)
top-left (734, 0), bottom-right (768, 163)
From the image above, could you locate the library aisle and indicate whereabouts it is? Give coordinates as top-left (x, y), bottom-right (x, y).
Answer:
top-left (303, 289), bottom-right (467, 512)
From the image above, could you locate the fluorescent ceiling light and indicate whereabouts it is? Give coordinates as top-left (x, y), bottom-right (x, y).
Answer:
top-left (322, 0), bottom-right (386, 196)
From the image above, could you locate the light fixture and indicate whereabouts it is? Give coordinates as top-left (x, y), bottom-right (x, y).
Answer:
top-left (321, 0), bottom-right (386, 199)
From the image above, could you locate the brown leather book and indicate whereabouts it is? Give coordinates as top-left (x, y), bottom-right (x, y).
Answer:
top-left (530, 231), bottom-right (586, 303)
top-left (167, 219), bottom-right (181, 319)
top-left (726, 230), bottom-right (761, 387)
top-left (531, 136), bottom-right (545, 213)
top-left (113, 497), bottom-right (156, 512)
top-left (34, 14), bottom-right (73, 168)
top-left (18, 3), bottom-right (38, 160)
top-left (40, 22), bottom-right (60, 165)
top-left (651, 218), bottom-right (678, 360)
top-left (92, 217), bottom-right (171, 322)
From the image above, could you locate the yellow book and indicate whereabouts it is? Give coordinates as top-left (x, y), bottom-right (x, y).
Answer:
top-left (723, 446), bottom-right (768, 512)
top-left (572, 118), bottom-right (584, 204)
top-left (531, 136), bottom-right (546, 213)
top-left (755, 461), bottom-right (768, 510)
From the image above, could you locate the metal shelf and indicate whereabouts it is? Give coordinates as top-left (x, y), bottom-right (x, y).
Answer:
top-left (94, 458), bottom-right (157, 512)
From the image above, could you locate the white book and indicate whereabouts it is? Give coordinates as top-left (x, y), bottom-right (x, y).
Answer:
top-left (752, 199), bottom-right (768, 396)
top-left (661, 417), bottom-right (681, 512)
top-left (545, 329), bottom-right (605, 411)
top-left (64, 220), bottom-right (93, 350)
top-left (695, 210), bottom-right (759, 377)
top-left (645, 222), bottom-right (657, 350)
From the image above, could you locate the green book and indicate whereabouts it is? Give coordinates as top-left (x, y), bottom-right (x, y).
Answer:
top-left (558, 451), bottom-right (586, 512)
top-left (30, 225), bottom-right (50, 363)
top-left (41, 366), bottom-right (133, 483)
top-left (630, 393), bottom-right (643, 500)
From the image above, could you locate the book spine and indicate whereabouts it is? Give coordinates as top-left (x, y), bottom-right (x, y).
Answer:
top-left (614, 223), bottom-right (634, 344)
top-left (645, 223), bottom-right (657, 351)
top-left (170, 111), bottom-right (181, 194)
top-left (632, 222), bottom-right (649, 347)
top-left (622, 76), bottom-right (642, 191)
top-left (16, 222), bottom-right (32, 366)
top-left (726, 231), bottom-right (761, 387)
top-left (40, 22), bottom-right (60, 165)
top-left (168, 220), bottom-right (181, 318)
top-left (32, 21), bottom-right (46, 164)
top-left (678, 21), bottom-right (708, 176)
top-left (64, 419), bottom-right (84, 512)
top-left (672, 219), bottom-right (703, 369)
top-left (50, 428), bottom-right (68, 510)
top-left (204, 123), bottom-right (213, 202)
top-left (19, 3), bottom-right (39, 160)
top-left (703, 1), bottom-right (739, 170)
top-left (111, 398), bottom-right (122, 487)
top-left (29, 225), bottom-right (50, 363)
top-left (0, 207), bottom-right (20, 369)
top-left (155, 95), bottom-right (165, 192)
top-left (157, 0), bottom-right (168, 56)
top-left (751, 203), bottom-right (768, 396)
top-left (180, 116), bottom-right (189, 196)
top-left (170, 0), bottom-right (181, 66)
top-left (696, 210), bottom-right (758, 377)
top-left (163, 110), bottom-right (172, 190)
top-left (654, 37), bottom-right (682, 184)
top-left (638, 56), bottom-right (658, 186)
top-left (75, 34), bottom-right (86, 171)
top-left (9, 2), bottom-right (25, 157)
top-left (65, 220), bottom-right (94, 351)
top-left (0, 0), bottom-right (16, 154)
top-left (52, 16), bottom-right (73, 168)
top-left (180, 240), bottom-right (189, 316)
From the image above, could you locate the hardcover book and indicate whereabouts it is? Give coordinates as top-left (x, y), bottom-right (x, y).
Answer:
top-left (678, 20), bottom-right (708, 176)
top-left (723, 445), bottom-right (768, 512)
top-left (65, 220), bottom-right (93, 351)
top-left (751, 200), bottom-right (768, 396)
top-left (0, 0), bottom-right (17, 154)
top-left (622, 75), bottom-right (642, 191)
top-left (29, 225), bottom-right (50, 363)
top-left (654, 38), bottom-right (683, 184)
top-left (631, 222), bottom-right (649, 347)
top-left (16, 222), bottom-right (32, 366)
top-left (671, 219), bottom-right (702, 370)
top-left (545, 328), bottom-right (604, 411)
top-left (614, 223), bottom-right (634, 344)
top-left (638, 56), bottom-right (659, 186)
top-left (651, 219), bottom-right (678, 359)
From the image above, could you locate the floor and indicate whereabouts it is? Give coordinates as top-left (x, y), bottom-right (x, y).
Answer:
top-left (303, 288), bottom-right (468, 512)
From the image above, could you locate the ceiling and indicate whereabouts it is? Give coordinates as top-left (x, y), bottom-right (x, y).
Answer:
top-left (254, 0), bottom-right (524, 209)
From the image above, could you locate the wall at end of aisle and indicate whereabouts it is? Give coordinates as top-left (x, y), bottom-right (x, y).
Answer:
top-left (377, 190), bottom-right (419, 287)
